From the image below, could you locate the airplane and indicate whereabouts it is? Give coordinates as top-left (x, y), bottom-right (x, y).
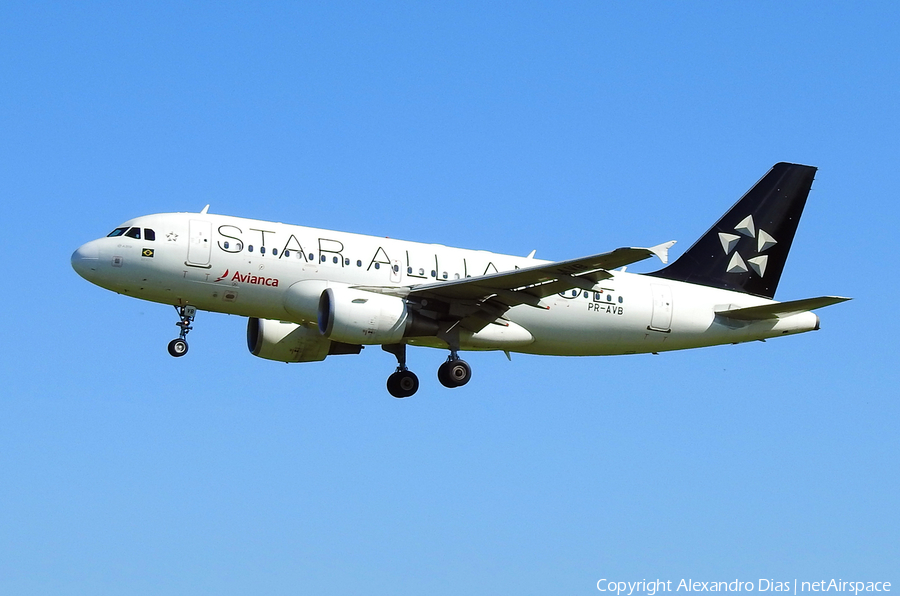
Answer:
top-left (71, 162), bottom-right (849, 397)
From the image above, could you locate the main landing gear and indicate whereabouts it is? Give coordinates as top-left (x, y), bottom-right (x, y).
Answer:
top-left (383, 344), bottom-right (419, 398)
top-left (382, 344), bottom-right (472, 398)
top-left (167, 305), bottom-right (197, 357)
top-left (437, 351), bottom-right (472, 389)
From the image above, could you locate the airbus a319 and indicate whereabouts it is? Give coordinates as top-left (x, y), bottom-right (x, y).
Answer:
top-left (71, 163), bottom-right (848, 397)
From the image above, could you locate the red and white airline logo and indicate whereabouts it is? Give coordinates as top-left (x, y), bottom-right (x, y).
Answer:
top-left (214, 269), bottom-right (279, 287)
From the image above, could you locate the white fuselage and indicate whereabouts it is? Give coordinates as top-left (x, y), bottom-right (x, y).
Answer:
top-left (71, 211), bottom-right (819, 356)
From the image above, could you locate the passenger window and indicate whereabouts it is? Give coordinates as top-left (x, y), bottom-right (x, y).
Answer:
top-left (249, 245), bottom-right (254, 252)
top-left (124, 227), bottom-right (141, 239)
top-left (594, 292), bottom-right (601, 300)
top-left (284, 250), bottom-right (290, 257)
top-left (407, 267), bottom-right (413, 274)
top-left (572, 290), bottom-right (578, 297)
top-left (393, 265), bottom-right (400, 273)
top-left (107, 227), bottom-right (128, 237)
top-left (308, 253), bottom-right (314, 261)
top-left (607, 294), bottom-right (612, 302)
top-left (454, 273), bottom-right (460, 279)
top-left (223, 241), bottom-right (229, 249)
top-left (260, 247), bottom-right (266, 254)
top-left (431, 270), bottom-right (436, 277)
top-left (333, 256), bottom-right (339, 264)
top-left (618, 296), bottom-right (624, 303)
top-left (419, 268), bottom-right (425, 276)
top-left (374, 263), bottom-right (380, 269)
top-left (272, 248), bottom-right (277, 256)
top-left (356, 260), bottom-right (362, 267)
top-left (320, 255), bottom-right (326, 262)
top-left (144, 229), bottom-right (156, 241)
top-left (442, 272), bottom-right (448, 279)
top-left (345, 258), bottom-right (350, 266)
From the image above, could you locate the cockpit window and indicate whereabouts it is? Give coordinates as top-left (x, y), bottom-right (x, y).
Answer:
top-left (107, 227), bottom-right (128, 237)
top-left (144, 229), bottom-right (156, 241)
top-left (124, 227), bottom-right (141, 239)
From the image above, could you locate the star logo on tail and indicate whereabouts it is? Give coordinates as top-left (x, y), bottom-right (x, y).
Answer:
top-left (718, 215), bottom-right (777, 277)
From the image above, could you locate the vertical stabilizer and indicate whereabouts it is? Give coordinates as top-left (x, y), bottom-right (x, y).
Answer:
top-left (649, 162), bottom-right (816, 299)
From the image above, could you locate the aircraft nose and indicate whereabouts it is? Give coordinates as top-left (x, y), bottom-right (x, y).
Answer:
top-left (71, 241), bottom-right (100, 279)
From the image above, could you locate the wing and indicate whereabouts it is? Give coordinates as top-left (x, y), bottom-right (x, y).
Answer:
top-left (354, 241), bottom-right (675, 337)
top-left (407, 241), bottom-right (675, 307)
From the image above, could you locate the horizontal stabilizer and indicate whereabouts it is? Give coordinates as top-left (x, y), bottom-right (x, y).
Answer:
top-left (716, 296), bottom-right (851, 321)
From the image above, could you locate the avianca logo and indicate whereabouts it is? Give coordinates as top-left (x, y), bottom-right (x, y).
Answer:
top-left (214, 269), bottom-right (280, 287)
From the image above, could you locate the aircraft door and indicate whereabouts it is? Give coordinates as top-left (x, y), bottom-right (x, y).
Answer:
top-left (187, 220), bottom-right (212, 267)
top-left (390, 259), bottom-right (402, 283)
top-left (649, 284), bottom-right (673, 332)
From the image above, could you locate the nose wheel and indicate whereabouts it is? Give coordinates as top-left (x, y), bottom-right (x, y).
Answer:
top-left (168, 305), bottom-right (197, 358)
top-left (167, 338), bottom-right (188, 357)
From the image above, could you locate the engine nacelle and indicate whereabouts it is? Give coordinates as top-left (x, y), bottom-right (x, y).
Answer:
top-left (282, 280), bottom-right (329, 324)
top-left (247, 317), bottom-right (361, 363)
top-left (317, 286), bottom-right (438, 345)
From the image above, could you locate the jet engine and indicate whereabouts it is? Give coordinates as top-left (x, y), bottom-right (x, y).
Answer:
top-left (282, 280), bottom-right (329, 323)
top-left (317, 286), bottom-right (438, 345)
top-left (247, 317), bottom-right (361, 363)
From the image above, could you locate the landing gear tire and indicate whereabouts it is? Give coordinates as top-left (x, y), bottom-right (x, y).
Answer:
top-left (168, 305), bottom-right (196, 358)
top-left (438, 359), bottom-right (471, 388)
top-left (167, 338), bottom-right (189, 357)
top-left (387, 370), bottom-right (419, 398)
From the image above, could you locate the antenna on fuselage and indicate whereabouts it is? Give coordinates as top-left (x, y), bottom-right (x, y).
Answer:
top-left (200, 205), bottom-right (210, 214)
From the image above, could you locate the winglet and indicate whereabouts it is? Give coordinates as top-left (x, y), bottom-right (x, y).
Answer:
top-left (200, 204), bottom-right (210, 214)
top-left (649, 241), bottom-right (676, 265)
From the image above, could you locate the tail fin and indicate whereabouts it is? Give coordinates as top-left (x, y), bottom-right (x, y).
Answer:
top-left (649, 162), bottom-right (816, 299)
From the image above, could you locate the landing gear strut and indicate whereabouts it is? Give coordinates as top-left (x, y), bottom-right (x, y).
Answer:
top-left (437, 350), bottom-right (471, 388)
top-left (383, 343), bottom-right (419, 398)
top-left (382, 343), bottom-right (472, 396)
top-left (167, 305), bottom-right (196, 357)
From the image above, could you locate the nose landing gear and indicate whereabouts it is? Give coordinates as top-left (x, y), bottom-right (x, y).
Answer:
top-left (167, 305), bottom-right (197, 357)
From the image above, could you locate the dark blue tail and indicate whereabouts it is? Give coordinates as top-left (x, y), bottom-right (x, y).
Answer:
top-left (649, 162), bottom-right (816, 299)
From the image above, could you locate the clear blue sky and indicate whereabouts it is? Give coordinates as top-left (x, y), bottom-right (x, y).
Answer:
top-left (1, 2), bottom-right (896, 594)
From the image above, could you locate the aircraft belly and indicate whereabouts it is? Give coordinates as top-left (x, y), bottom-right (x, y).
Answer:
top-left (459, 320), bottom-right (533, 349)
top-left (502, 277), bottom-right (812, 357)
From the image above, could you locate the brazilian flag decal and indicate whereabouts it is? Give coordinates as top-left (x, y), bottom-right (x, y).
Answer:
top-left (142, 248), bottom-right (155, 258)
